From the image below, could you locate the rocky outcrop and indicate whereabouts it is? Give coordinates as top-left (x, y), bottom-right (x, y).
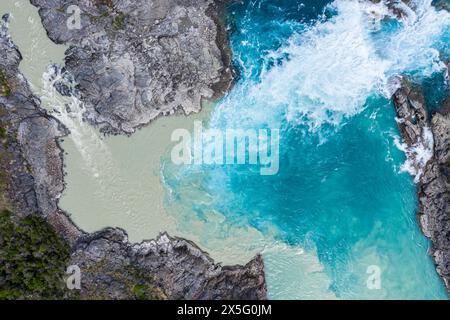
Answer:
top-left (392, 74), bottom-right (450, 294)
top-left (72, 229), bottom-right (266, 300)
top-left (0, 14), bottom-right (82, 245)
top-left (369, 0), bottom-right (450, 297)
top-left (30, 0), bottom-right (234, 134)
top-left (391, 77), bottom-right (435, 181)
top-left (392, 78), bottom-right (428, 146)
top-left (0, 15), bottom-right (266, 300)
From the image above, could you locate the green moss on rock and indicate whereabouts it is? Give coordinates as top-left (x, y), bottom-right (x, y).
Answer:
top-left (0, 127), bottom-right (6, 140)
top-left (112, 12), bottom-right (126, 29)
top-left (127, 265), bottom-right (166, 300)
top-left (0, 210), bottom-right (71, 300)
top-left (80, 260), bottom-right (166, 300)
top-left (0, 156), bottom-right (10, 212)
top-left (0, 70), bottom-right (11, 97)
top-left (0, 126), bottom-right (8, 148)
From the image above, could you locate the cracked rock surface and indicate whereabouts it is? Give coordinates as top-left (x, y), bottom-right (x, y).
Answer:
top-left (31, 0), bottom-right (233, 134)
top-left (72, 229), bottom-right (266, 299)
top-left (392, 73), bottom-right (450, 294)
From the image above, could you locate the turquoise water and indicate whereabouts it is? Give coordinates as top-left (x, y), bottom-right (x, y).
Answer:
top-left (163, 0), bottom-right (450, 299)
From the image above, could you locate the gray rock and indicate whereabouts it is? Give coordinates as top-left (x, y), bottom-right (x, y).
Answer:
top-left (392, 73), bottom-right (450, 295)
top-left (392, 77), bottom-right (428, 146)
top-left (31, 0), bottom-right (234, 134)
top-left (72, 229), bottom-right (267, 300)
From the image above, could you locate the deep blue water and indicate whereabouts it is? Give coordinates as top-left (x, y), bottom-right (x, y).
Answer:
top-left (163, 0), bottom-right (450, 299)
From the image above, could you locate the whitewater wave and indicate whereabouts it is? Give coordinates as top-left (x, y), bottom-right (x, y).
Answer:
top-left (41, 66), bottom-right (113, 179)
top-left (212, 0), bottom-right (450, 132)
top-left (393, 126), bottom-right (434, 182)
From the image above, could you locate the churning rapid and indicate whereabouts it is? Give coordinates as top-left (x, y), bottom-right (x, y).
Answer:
top-left (162, 0), bottom-right (450, 299)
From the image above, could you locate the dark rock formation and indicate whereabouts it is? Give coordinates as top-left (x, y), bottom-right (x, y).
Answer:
top-left (72, 229), bottom-right (266, 300)
top-left (434, 0), bottom-right (450, 12)
top-left (392, 74), bottom-right (450, 294)
top-left (30, 0), bottom-right (234, 134)
top-left (0, 15), bottom-right (266, 300)
top-left (0, 14), bottom-right (81, 245)
top-left (392, 78), bottom-right (428, 146)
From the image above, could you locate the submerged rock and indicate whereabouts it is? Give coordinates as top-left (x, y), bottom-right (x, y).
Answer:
top-left (434, 0), bottom-right (450, 12)
top-left (0, 14), bottom-right (266, 300)
top-left (392, 74), bottom-right (450, 294)
top-left (369, 0), bottom-right (414, 20)
top-left (30, 0), bottom-right (234, 134)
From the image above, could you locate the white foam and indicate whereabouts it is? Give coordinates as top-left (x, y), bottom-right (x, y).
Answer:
top-left (393, 127), bottom-right (434, 182)
top-left (212, 0), bottom-right (450, 132)
top-left (41, 66), bottom-right (113, 179)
